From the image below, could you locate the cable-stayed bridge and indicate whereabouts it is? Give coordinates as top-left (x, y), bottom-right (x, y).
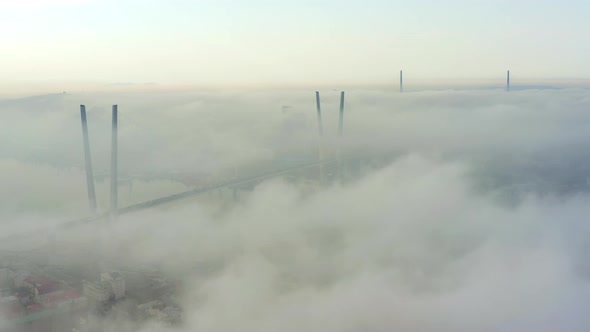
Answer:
top-left (0, 158), bottom-right (343, 244)
top-left (1, 91), bottom-right (356, 244)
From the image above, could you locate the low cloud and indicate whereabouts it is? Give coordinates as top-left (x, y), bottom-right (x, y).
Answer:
top-left (78, 155), bottom-right (590, 331)
top-left (2, 87), bottom-right (590, 331)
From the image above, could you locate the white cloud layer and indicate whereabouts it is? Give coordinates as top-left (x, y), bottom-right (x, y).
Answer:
top-left (2, 87), bottom-right (590, 331)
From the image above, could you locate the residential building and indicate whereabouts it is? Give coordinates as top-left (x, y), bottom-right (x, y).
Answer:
top-left (101, 271), bottom-right (125, 300)
top-left (83, 281), bottom-right (111, 303)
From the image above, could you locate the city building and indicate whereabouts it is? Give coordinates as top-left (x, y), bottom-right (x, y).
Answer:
top-left (101, 271), bottom-right (125, 300)
top-left (21, 277), bottom-right (60, 302)
top-left (83, 281), bottom-right (111, 303)
top-left (137, 300), bottom-right (181, 324)
top-left (40, 290), bottom-right (87, 309)
top-left (137, 300), bottom-right (164, 312)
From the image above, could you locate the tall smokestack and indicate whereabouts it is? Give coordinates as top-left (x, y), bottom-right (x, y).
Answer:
top-left (506, 70), bottom-right (510, 92)
top-left (338, 91), bottom-right (345, 136)
top-left (80, 105), bottom-right (97, 214)
top-left (400, 70), bottom-right (403, 93)
top-left (110, 105), bottom-right (118, 218)
top-left (315, 91), bottom-right (323, 136)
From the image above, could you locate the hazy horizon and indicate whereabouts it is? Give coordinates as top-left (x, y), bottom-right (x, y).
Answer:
top-left (2, 77), bottom-right (590, 99)
top-left (2, 0), bottom-right (590, 86)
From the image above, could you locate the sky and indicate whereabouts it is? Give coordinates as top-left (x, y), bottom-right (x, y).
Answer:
top-left (1, 0), bottom-right (590, 86)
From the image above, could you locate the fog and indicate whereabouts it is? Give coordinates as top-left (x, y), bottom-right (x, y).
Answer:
top-left (2, 87), bottom-right (590, 331)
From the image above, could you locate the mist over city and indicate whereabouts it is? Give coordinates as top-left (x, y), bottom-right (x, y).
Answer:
top-left (2, 0), bottom-right (590, 331)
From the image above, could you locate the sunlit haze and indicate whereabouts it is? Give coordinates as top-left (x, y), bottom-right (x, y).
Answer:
top-left (1, 0), bottom-right (590, 88)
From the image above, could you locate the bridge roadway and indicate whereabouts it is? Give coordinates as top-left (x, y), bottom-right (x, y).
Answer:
top-left (0, 159), bottom-right (337, 243)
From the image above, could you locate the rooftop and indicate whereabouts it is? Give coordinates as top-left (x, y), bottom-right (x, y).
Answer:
top-left (43, 291), bottom-right (81, 304)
